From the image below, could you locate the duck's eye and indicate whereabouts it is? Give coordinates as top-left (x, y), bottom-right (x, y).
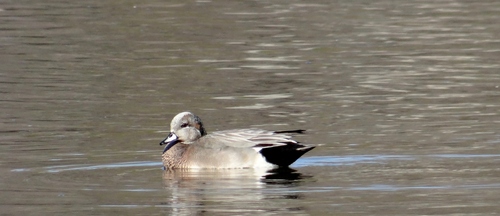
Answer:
top-left (180, 123), bottom-right (189, 128)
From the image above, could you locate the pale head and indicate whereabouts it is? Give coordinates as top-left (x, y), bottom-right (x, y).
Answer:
top-left (169, 111), bottom-right (207, 141)
top-left (160, 112), bottom-right (207, 153)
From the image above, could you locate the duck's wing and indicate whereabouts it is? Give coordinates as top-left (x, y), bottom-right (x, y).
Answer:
top-left (197, 128), bottom-right (297, 149)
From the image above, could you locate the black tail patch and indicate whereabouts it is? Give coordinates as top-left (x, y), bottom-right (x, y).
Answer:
top-left (274, 129), bottom-right (306, 134)
top-left (259, 142), bottom-right (315, 167)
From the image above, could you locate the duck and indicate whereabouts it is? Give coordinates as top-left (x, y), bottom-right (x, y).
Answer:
top-left (159, 111), bottom-right (315, 169)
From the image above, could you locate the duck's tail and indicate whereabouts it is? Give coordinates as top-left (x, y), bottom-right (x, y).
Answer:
top-left (259, 142), bottom-right (315, 167)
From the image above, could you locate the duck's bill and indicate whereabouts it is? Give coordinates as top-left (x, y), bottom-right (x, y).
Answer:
top-left (159, 132), bottom-right (179, 153)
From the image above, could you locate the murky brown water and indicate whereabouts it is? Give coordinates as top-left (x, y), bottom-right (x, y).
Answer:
top-left (1, 0), bottom-right (500, 215)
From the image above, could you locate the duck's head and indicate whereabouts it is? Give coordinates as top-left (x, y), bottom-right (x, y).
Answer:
top-left (159, 112), bottom-right (207, 153)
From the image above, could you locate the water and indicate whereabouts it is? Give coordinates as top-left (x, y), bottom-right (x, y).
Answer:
top-left (1, 0), bottom-right (500, 215)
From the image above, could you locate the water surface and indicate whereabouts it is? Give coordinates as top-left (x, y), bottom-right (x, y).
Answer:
top-left (1, 0), bottom-right (500, 215)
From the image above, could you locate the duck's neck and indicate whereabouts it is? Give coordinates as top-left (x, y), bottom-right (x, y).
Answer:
top-left (162, 143), bottom-right (188, 168)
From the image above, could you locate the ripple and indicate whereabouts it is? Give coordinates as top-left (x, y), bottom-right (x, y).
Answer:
top-left (244, 94), bottom-right (292, 99)
top-left (12, 161), bottom-right (162, 173)
top-left (245, 57), bottom-right (301, 62)
top-left (212, 94), bottom-right (292, 100)
top-left (347, 183), bottom-right (500, 191)
top-left (430, 154), bottom-right (500, 158)
top-left (226, 103), bottom-right (274, 109)
top-left (240, 65), bottom-right (300, 70)
top-left (295, 154), bottom-right (500, 167)
top-left (294, 155), bottom-right (414, 167)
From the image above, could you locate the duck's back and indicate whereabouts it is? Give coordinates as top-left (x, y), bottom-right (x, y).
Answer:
top-left (188, 129), bottom-right (315, 168)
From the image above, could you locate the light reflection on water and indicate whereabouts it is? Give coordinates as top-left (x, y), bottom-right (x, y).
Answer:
top-left (294, 155), bottom-right (414, 167)
top-left (11, 154), bottom-right (500, 174)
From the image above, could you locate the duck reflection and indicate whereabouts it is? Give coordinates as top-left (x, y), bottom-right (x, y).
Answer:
top-left (161, 168), bottom-right (310, 215)
top-left (260, 167), bottom-right (308, 185)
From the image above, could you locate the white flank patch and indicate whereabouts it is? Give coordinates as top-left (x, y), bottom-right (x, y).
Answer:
top-left (252, 147), bottom-right (263, 152)
top-left (252, 154), bottom-right (276, 169)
